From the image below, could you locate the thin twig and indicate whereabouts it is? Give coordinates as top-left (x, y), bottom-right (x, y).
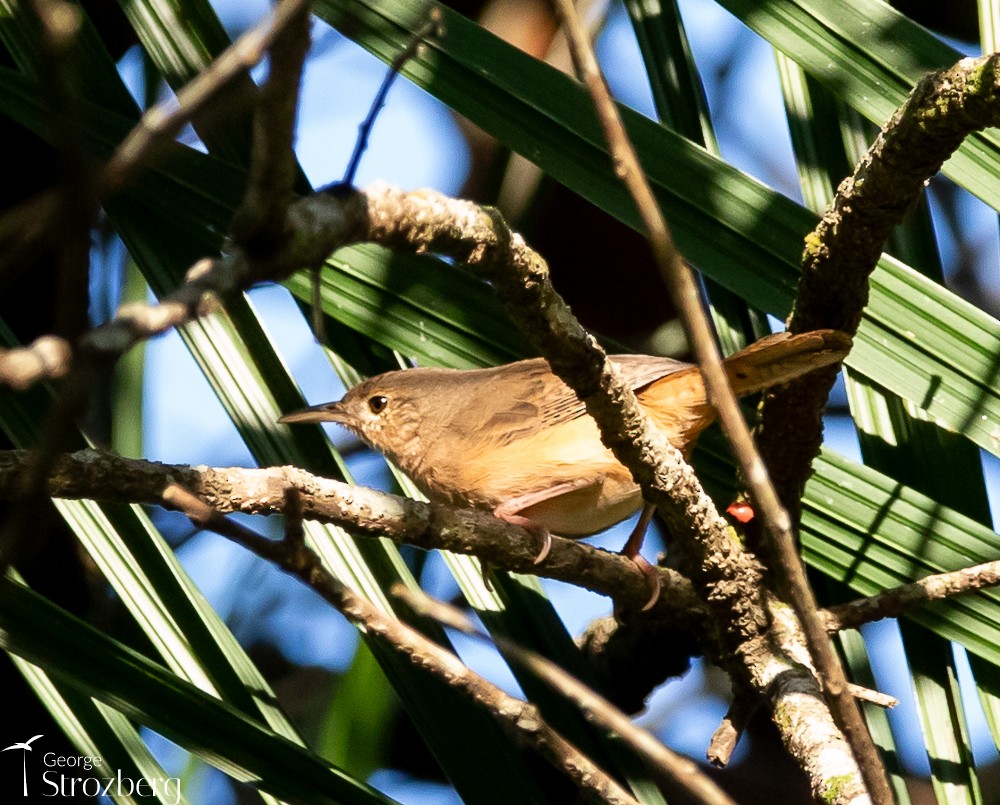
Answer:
top-left (0, 338), bottom-right (72, 391)
top-left (549, 1), bottom-right (889, 801)
top-left (847, 684), bottom-right (897, 710)
top-left (707, 692), bottom-right (757, 768)
top-left (340, 9), bottom-right (444, 186)
top-left (162, 483), bottom-right (641, 805)
top-left (309, 265), bottom-right (325, 344)
top-left (394, 584), bottom-right (736, 805)
top-left (102, 0), bottom-right (314, 192)
top-left (822, 558), bottom-right (1000, 632)
top-left (230, 0), bottom-right (312, 262)
top-left (307, 9), bottom-right (443, 343)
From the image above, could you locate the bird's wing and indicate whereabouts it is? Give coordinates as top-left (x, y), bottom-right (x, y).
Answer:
top-left (448, 360), bottom-right (553, 445)
top-left (533, 354), bottom-right (692, 428)
top-left (442, 355), bottom-right (690, 446)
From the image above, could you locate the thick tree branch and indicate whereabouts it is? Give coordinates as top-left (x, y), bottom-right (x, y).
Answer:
top-left (0, 448), bottom-right (701, 621)
top-left (549, 1), bottom-right (885, 801)
top-left (757, 53), bottom-right (1000, 519)
top-left (163, 484), bottom-right (641, 805)
top-left (10, 446), bottom-right (961, 685)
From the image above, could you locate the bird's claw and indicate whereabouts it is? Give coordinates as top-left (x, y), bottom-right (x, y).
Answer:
top-left (532, 529), bottom-right (552, 564)
top-left (496, 511), bottom-right (551, 565)
top-left (630, 553), bottom-right (662, 612)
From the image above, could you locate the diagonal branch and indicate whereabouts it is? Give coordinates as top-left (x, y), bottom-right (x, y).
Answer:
top-left (757, 53), bottom-right (1000, 520)
top-left (102, 0), bottom-right (314, 193)
top-left (162, 483), bottom-right (641, 805)
top-left (17, 445), bottom-right (991, 676)
top-left (544, 0), bottom-right (886, 799)
top-left (394, 584), bottom-right (736, 805)
top-left (822, 559), bottom-right (1000, 632)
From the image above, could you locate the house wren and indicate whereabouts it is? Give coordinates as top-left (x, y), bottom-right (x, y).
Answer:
top-left (280, 329), bottom-right (850, 605)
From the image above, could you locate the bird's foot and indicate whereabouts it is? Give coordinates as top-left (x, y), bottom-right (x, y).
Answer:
top-left (627, 552), bottom-right (662, 613)
top-left (618, 503), bottom-right (660, 612)
top-left (497, 511), bottom-right (552, 564)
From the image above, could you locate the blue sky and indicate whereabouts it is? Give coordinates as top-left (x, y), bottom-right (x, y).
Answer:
top-left (114, 0), bottom-right (1000, 799)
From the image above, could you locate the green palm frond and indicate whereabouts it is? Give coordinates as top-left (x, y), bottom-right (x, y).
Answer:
top-left (0, 0), bottom-right (997, 800)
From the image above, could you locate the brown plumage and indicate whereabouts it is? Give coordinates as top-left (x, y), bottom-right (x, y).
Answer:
top-left (280, 329), bottom-right (851, 539)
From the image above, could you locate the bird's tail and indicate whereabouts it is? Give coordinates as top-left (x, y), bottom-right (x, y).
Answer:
top-left (640, 329), bottom-right (851, 452)
top-left (717, 329), bottom-right (851, 396)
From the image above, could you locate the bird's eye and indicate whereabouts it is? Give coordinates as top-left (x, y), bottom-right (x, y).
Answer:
top-left (368, 395), bottom-right (388, 414)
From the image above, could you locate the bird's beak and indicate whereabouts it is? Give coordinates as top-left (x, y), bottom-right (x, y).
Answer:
top-left (278, 401), bottom-right (349, 425)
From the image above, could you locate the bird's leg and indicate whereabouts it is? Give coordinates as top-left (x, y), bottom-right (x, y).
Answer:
top-left (621, 502), bottom-right (660, 612)
top-left (493, 479), bottom-right (595, 565)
